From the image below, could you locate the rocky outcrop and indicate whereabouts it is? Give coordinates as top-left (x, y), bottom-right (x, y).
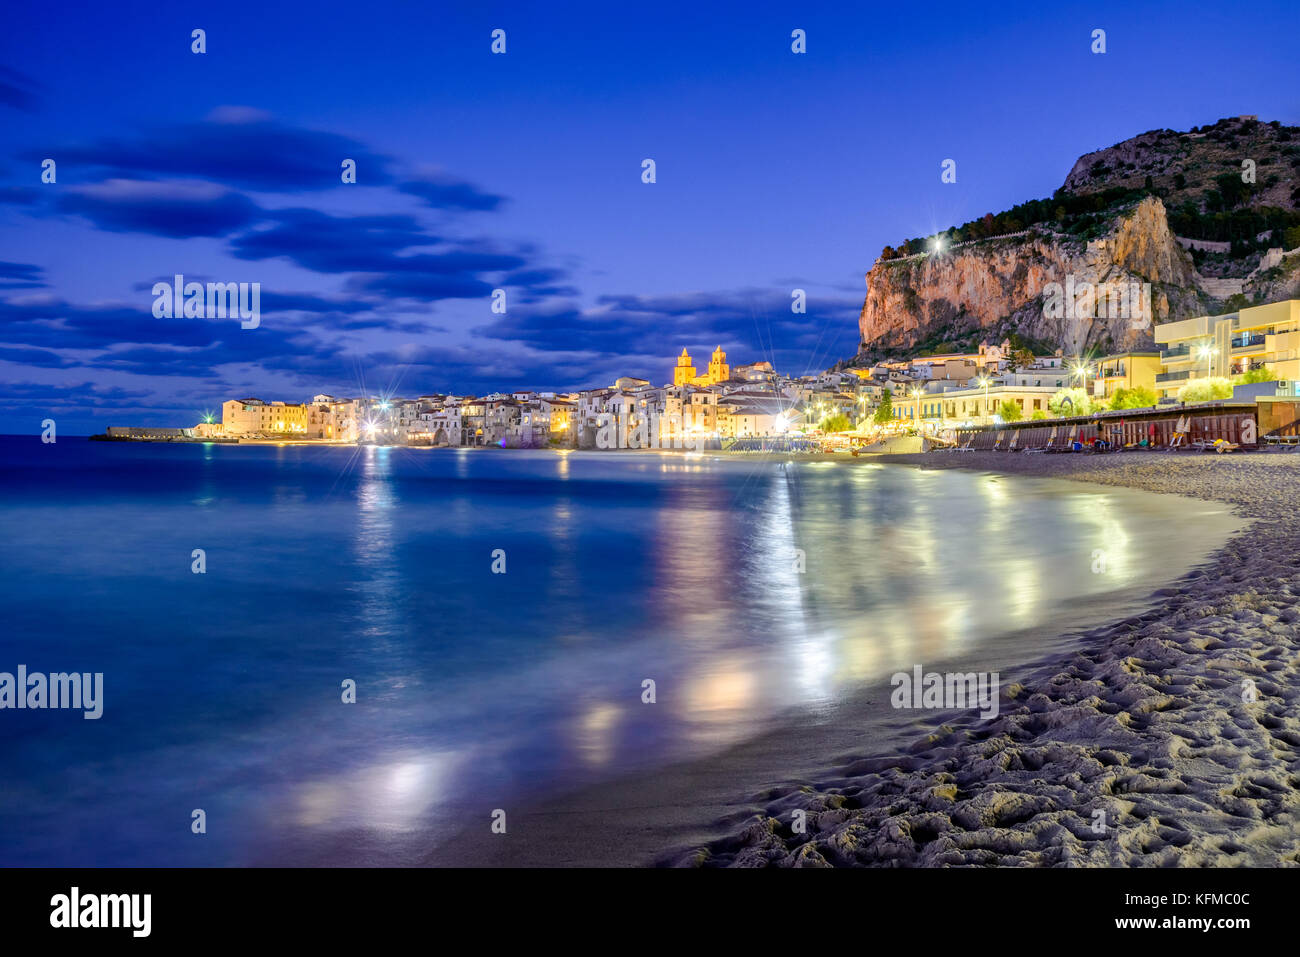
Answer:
top-left (854, 116), bottom-right (1300, 361)
top-left (1063, 116), bottom-right (1300, 213)
top-left (858, 197), bottom-right (1209, 357)
top-left (1248, 248), bottom-right (1300, 304)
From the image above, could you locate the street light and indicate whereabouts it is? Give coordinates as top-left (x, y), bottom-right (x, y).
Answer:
top-left (976, 375), bottom-right (991, 424)
top-left (910, 386), bottom-right (924, 433)
top-left (1196, 342), bottom-right (1213, 380)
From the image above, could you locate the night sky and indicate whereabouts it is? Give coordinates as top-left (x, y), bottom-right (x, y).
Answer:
top-left (1, 0), bottom-right (1296, 432)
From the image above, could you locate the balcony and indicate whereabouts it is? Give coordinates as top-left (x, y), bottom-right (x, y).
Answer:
top-left (1231, 334), bottom-right (1266, 350)
top-left (1159, 345), bottom-right (1191, 361)
top-left (1155, 370), bottom-right (1191, 383)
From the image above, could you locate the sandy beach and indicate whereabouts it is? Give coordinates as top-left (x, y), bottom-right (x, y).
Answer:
top-left (427, 449), bottom-right (1300, 867)
top-left (681, 450), bottom-right (1300, 866)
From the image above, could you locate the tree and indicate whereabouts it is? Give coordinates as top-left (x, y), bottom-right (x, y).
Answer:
top-left (1049, 387), bottom-right (1092, 417)
top-left (1177, 377), bottom-right (1233, 403)
top-left (1010, 347), bottom-right (1035, 371)
top-left (1108, 386), bottom-right (1157, 410)
top-left (1237, 366), bottom-right (1277, 384)
top-left (819, 412), bottom-right (853, 433)
top-left (997, 399), bottom-right (1023, 422)
top-left (873, 388), bottom-right (894, 424)
top-left (1030, 409), bottom-right (1048, 420)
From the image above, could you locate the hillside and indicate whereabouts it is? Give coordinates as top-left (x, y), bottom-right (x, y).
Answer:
top-left (855, 116), bottom-right (1300, 362)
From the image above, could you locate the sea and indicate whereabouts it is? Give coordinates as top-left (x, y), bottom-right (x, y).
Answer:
top-left (0, 436), bottom-right (1239, 864)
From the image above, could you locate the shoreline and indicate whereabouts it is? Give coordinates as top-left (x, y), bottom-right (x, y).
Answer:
top-left (427, 451), bottom-right (1299, 867)
top-left (690, 451), bottom-right (1300, 866)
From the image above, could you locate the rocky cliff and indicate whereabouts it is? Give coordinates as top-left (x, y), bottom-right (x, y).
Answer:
top-left (855, 116), bottom-right (1300, 360)
top-left (858, 196), bottom-right (1208, 357)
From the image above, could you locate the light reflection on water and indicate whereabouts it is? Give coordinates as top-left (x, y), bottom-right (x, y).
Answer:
top-left (0, 441), bottom-right (1240, 865)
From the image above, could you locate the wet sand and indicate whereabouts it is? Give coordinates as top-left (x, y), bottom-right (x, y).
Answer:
top-left (428, 450), bottom-right (1296, 867)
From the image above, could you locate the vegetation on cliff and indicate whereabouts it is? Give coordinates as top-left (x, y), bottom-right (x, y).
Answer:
top-left (882, 117), bottom-right (1300, 263)
top-left (855, 117), bottom-right (1300, 364)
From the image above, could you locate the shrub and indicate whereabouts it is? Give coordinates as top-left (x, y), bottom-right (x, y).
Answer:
top-left (1177, 377), bottom-right (1233, 403)
top-left (818, 412), bottom-right (853, 433)
top-left (1108, 386), bottom-right (1157, 410)
top-left (1237, 366), bottom-right (1277, 384)
top-left (1049, 387), bottom-right (1093, 417)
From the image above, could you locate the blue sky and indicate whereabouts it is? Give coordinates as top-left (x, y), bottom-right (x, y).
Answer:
top-left (1, 0), bottom-right (1297, 432)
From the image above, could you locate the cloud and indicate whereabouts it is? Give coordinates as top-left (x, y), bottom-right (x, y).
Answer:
top-left (0, 293), bottom-right (336, 363)
top-left (476, 289), bottom-right (859, 370)
top-left (29, 112), bottom-right (395, 193)
top-left (399, 171), bottom-right (505, 211)
top-left (56, 179), bottom-right (263, 238)
top-left (0, 186), bottom-right (41, 206)
top-left (230, 207), bottom-right (558, 303)
top-left (0, 67), bottom-right (38, 112)
top-left (228, 208), bottom-right (436, 271)
top-left (0, 345), bottom-right (74, 367)
top-left (0, 261), bottom-right (45, 289)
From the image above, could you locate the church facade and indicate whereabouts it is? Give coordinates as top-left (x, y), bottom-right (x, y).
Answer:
top-left (672, 346), bottom-right (730, 387)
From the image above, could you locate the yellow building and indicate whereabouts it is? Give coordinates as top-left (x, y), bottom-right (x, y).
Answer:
top-left (1153, 299), bottom-right (1300, 399)
top-left (671, 346), bottom-right (731, 387)
top-left (672, 349), bottom-right (697, 386)
top-left (221, 398), bottom-right (343, 438)
top-left (888, 384), bottom-right (1059, 429)
top-left (705, 345), bottom-right (730, 384)
top-left (1087, 352), bottom-right (1162, 402)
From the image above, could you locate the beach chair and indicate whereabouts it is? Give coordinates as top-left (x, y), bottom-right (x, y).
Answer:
top-left (1211, 438), bottom-right (1240, 454)
top-left (1008, 430), bottom-right (1019, 451)
top-left (1055, 425), bottom-right (1079, 452)
top-left (991, 430), bottom-right (1006, 451)
top-left (1025, 426), bottom-right (1055, 454)
top-left (1187, 419), bottom-right (1213, 452)
top-left (1166, 416), bottom-right (1189, 451)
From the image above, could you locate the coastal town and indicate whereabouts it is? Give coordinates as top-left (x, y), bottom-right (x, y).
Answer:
top-left (104, 296), bottom-right (1300, 452)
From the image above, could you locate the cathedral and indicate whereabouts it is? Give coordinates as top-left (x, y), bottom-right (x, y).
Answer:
top-left (672, 346), bottom-right (730, 387)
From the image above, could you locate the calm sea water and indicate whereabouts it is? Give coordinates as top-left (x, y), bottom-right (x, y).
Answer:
top-left (0, 437), bottom-right (1237, 865)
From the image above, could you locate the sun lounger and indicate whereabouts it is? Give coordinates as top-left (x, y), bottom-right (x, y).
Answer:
top-left (1048, 425), bottom-right (1078, 452)
top-left (1165, 416), bottom-right (1189, 451)
top-left (1026, 426), bottom-right (1058, 454)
